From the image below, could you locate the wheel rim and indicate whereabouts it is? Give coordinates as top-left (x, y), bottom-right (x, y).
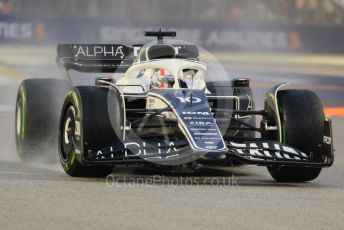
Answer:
top-left (61, 106), bottom-right (77, 161)
top-left (16, 103), bottom-right (21, 136)
top-left (64, 117), bottom-right (72, 144)
top-left (15, 94), bottom-right (24, 147)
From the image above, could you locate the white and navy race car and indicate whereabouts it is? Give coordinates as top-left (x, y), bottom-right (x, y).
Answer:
top-left (15, 30), bottom-right (333, 181)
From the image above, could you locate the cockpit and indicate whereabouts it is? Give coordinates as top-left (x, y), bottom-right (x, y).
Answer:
top-left (115, 42), bottom-right (208, 93)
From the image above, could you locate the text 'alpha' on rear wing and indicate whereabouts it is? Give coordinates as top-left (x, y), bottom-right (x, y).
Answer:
top-left (57, 44), bottom-right (136, 73)
top-left (56, 43), bottom-right (200, 74)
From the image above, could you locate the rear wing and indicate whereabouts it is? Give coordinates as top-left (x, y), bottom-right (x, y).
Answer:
top-left (57, 44), bottom-right (134, 73)
top-left (57, 44), bottom-right (200, 74)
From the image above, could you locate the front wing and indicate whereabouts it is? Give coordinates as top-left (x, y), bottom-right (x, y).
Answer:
top-left (82, 135), bottom-right (333, 168)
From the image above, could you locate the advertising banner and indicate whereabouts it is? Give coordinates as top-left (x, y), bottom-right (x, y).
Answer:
top-left (1, 16), bottom-right (344, 54)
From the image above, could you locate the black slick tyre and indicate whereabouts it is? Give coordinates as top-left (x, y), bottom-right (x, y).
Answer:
top-left (15, 78), bottom-right (71, 162)
top-left (59, 86), bottom-right (123, 177)
top-left (267, 90), bottom-right (324, 182)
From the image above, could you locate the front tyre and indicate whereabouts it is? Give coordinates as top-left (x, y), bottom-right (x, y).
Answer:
top-left (59, 86), bottom-right (123, 177)
top-left (267, 90), bottom-right (324, 182)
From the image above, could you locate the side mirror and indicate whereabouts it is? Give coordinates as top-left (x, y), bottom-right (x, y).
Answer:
top-left (95, 77), bottom-right (115, 86)
top-left (232, 78), bottom-right (250, 87)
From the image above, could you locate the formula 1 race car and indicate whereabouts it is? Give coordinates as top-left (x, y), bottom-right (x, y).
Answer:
top-left (15, 30), bottom-right (334, 181)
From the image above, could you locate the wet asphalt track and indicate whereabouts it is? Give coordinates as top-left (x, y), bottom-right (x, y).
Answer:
top-left (0, 118), bottom-right (343, 230)
top-left (0, 58), bottom-right (344, 229)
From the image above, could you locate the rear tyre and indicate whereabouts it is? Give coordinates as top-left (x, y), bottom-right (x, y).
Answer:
top-left (15, 78), bottom-right (71, 162)
top-left (267, 90), bottom-right (324, 182)
top-left (59, 86), bottom-right (123, 177)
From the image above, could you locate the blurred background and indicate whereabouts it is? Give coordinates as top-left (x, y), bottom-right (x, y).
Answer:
top-left (0, 0), bottom-right (344, 156)
top-left (3, 0), bottom-right (344, 51)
